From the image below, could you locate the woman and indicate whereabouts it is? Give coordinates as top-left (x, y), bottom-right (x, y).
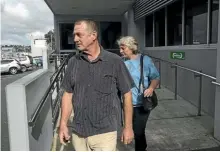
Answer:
top-left (117, 36), bottom-right (160, 151)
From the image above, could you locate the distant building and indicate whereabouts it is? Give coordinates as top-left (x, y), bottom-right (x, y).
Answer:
top-left (30, 39), bottom-right (46, 57)
top-left (1, 46), bottom-right (16, 59)
top-left (1, 45), bottom-right (32, 60)
top-left (30, 39), bottom-right (51, 57)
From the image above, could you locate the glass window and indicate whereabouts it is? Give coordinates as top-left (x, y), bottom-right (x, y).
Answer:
top-left (167, 0), bottom-right (183, 45)
top-left (18, 57), bottom-right (26, 61)
top-left (155, 8), bottom-right (165, 46)
top-left (185, 0), bottom-right (208, 45)
top-left (210, 0), bottom-right (219, 43)
top-left (1, 60), bottom-right (13, 64)
top-left (60, 23), bottom-right (75, 50)
top-left (100, 22), bottom-right (121, 49)
top-left (145, 15), bottom-right (153, 47)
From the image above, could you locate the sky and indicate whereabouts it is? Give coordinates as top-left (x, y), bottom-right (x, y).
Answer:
top-left (1, 0), bottom-right (53, 45)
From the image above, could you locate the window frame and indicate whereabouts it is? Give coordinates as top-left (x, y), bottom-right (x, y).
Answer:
top-left (99, 21), bottom-right (122, 50)
top-left (144, 0), bottom-right (219, 49)
top-left (144, 14), bottom-right (154, 47)
top-left (59, 23), bottom-right (75, 51)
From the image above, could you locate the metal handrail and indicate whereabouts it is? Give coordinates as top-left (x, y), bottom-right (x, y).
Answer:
top-left (146, 54), bottom-right (217, 116)
top-left (174, 64), bottom-right (216, 80)
top-left (28, 55), bottom-right (70, 127)
top-left (212, 81), bottom-right (220, 86)
top-left (50, 60), bottom-right (65, 81)
top-left (147, 54), bottom-right (216, 80)
top-left (49, 50), bottom-right (56, 55)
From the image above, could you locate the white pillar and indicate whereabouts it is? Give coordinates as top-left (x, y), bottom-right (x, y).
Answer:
top-left (6, 83), bottom-right (30, 150)
top-left (214, 1), bottom-right (220, 141)
top-left (42, 48), bottom-right (48, 70)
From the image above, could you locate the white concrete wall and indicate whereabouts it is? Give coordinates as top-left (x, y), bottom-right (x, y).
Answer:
top-left (30, 43), bottom-right (43, 57)
top-left (31, 39), bottom-right (48, 57)
top-left (6, 69), bottom-right (53, 150)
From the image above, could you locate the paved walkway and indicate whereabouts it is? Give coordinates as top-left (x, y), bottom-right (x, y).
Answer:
top-left (51, 87), bottom-right (220, 151)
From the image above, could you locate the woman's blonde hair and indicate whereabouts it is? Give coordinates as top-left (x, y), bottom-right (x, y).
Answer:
top-left (117, 36), bottom-right (139, 54)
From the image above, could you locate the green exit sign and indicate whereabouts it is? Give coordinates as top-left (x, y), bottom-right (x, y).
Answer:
top-left (170, 52), bottom-right (185, 60)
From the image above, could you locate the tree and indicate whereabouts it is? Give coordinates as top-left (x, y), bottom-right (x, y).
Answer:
top-left (44, 29), bottom-right (55, 50)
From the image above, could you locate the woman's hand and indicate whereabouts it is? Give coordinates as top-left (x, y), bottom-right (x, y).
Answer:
top-left (144, 87), bottom-right (154, 97)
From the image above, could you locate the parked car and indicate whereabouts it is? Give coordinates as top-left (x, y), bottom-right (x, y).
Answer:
top-left (33, 57), bottom-right (43, 67)
top-left (1, 59), bottom-right (22, 75)
top-left (17, 55), bottom-right (34, 72)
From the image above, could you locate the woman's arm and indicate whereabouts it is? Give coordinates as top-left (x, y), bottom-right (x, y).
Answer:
top-left (144, 57), bottom-right (160, 97)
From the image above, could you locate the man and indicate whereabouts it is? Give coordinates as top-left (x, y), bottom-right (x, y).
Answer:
top-left (59, 19), bottom-right (134, 151)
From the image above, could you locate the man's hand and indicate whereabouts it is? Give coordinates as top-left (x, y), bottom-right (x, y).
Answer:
top-left (59, 91), bottom-right (72, 145)
top-left (144, 87), bottom-right (154, 97)
top-left (59, 124), bottom-right (70, 145)
top-left (121, 127), bottom-right (134, 145)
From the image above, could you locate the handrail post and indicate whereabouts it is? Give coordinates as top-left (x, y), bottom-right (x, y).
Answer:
top-left (49, 78), bottom-right (54, 116)
top-left (63, 64), bottom-right (66, 74)
top-left (171, 63), bottom-right (178, 100)
top-left (55, 55), bottom-right (58, 70)
top-left (63, 59), bottom-right (67, 77)
top-left (55, 55), bottom-right (60, 96)
top-left (174, 63), bottom-right (178, 100)
top-left (56, 79), bottom-right (60, 98)
top-left (194, 70), bottom-right (202, 116)
top-left (60, 70), bottom-right (64, 82)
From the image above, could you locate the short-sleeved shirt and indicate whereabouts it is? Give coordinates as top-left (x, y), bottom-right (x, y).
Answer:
top-left (124, 54), bottom-right (160, 107)
top-left (61, 47), bottom-right (133, 137)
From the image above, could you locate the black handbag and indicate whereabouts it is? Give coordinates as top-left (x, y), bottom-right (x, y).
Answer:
top-left (138, 54), bottom-right (158, 111)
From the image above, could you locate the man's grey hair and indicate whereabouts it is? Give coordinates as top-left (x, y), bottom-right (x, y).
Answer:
top-left (117, 36), bottom-right (138, 54)
top-left (75, 19), bottom-right (99, 36)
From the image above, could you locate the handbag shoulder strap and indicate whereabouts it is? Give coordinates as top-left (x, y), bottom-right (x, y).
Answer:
top-left (138, 54), bottom-right (144, 93)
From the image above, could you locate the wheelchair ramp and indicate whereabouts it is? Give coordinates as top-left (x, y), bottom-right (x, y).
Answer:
top-left (52, 87), bottom-right (220, 151)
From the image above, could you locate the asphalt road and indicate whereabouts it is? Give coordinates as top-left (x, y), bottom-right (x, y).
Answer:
top-left (1, 70), bottom-right (36, 151)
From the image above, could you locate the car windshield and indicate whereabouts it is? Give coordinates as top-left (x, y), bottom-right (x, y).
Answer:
top-left (19, 57), bottom-right (26, 61)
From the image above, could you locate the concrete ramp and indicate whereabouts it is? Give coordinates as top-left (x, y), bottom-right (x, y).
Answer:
top-left (52, 87), bottom-right (220, 151)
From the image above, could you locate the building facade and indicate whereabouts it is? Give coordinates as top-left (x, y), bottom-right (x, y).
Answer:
top-left (129, 0), bottom-right (219, 116)
top-left (45, 0), bottom-right (220, 141)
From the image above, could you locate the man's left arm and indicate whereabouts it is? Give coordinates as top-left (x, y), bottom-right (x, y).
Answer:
top-left (116, 59), bottom-right (134, 145)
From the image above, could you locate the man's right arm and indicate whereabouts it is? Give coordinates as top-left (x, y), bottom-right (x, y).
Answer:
top-left (60, 92), bottom-right (73, 127)
top-left (116, 59), bottom-right (134, 144)
top-left (59, 92), bottom-right (72, 144)
top-left (60, 58), bottom-right (75, 125)
top-left (59, 58), bottom-right (75, 144)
